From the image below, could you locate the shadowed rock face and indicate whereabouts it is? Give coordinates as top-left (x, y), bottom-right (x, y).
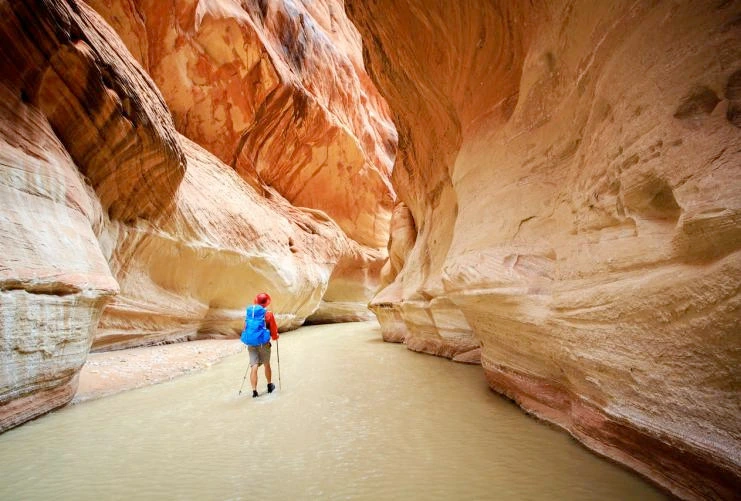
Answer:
top-left (347, 0), bottom-right (740, 498)
top-left (0, 0), bottom-right (394, 431)
top-left (0, 0), bottom-right (186, 222)
top-left (0, 82), bottom-right (117, 432)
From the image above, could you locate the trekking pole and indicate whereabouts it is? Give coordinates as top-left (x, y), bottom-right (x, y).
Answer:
top-left (238, 357), bottom-right (250, 396)
top-left (275, 339), bottom-right (282, 390)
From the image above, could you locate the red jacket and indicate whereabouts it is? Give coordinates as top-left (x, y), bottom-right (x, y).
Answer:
top-left (265, 311), bottom-right (279, 340)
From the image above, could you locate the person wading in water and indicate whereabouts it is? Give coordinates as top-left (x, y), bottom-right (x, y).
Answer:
top-left (241, 293), bottom-right (279, 397)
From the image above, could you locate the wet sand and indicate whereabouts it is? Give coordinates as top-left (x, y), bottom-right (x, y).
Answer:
top-left (72, 339), bottom-right (246, 404)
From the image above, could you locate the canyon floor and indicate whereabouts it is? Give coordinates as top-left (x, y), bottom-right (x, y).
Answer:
top-left (1, 322), bottom-right (665, 500)
top-left (72, 338), bottom-right (245, 404)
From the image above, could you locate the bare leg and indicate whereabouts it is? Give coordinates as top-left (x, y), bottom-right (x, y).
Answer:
top-left (250, 364), bottom-right (259, 390)
top-left (264, 362), bottom-right (272, 384)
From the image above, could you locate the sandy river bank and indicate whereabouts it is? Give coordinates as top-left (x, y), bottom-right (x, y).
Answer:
top-left (72, 339), bottom-right (246, 404)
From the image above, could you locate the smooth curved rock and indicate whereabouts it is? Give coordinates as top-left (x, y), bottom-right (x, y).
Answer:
top-left (0, 0), bottom-right (392, 431)
top-left (95, 134), bottom-right (362, 350)
top-left (0, 0), bottom-right (186, 223)
top-left (87, 0), bottom-right (396, 249)
top-left (86, 0), bottom-right (395, 324)
top-left (0, 83), bottom-right (117, 431)
top-left (0, 0), bottom-right (186, 430)
top-left (348, 0), bottom-right (741, 498)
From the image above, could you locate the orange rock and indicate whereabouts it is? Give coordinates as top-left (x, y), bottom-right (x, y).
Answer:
top-left (95, 134), bottom-right (365, 350)
top-left (1, 0), bottom-right (186, 223)
top-left (348, 0), bottom-right (741, 498)
top-left (87, 0), bottom-right (396, 249)
top-left (0, 0), bottom-right (394, 431)
top-left (0, 0), bottom-right (129, 430)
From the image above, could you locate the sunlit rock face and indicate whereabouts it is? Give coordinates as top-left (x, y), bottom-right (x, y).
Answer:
top-left (87, 0), bottom-right (396, 249)
top-left (95, 134), bottom-right (366, 350)
top-left (87, 0), bottom-right (396, 321)
top-left (347, 1), bottom-right (741, 498)
top-left (0, 0), bottom-right (180, 430)
top-left (0, 0), bottom-right (393, 430)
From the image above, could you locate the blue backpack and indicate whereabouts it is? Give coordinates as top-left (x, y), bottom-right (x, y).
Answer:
top-left (241, 304), bottom-right (270, 346)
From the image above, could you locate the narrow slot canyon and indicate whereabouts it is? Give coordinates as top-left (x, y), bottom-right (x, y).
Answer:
top-left (0, 1), bottom-right (739, 499)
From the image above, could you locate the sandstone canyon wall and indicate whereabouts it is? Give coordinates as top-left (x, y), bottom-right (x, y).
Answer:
top-left (347, 1), bottom-right (740, 499)
top-left (85, 0), bottom-right (396, 322)
top-left (0, 0), bottom-right (394, 431)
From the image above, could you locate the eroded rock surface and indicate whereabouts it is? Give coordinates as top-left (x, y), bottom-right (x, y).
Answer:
top-left (348, 0), bottom-right (741, 498)
top-left (86, 0), bottom-right (396, 322)
top-left (95, 134), bottom-right (369, 350)
top-left (0, 82), bottom-right (117, 431)
top-left (87, 0), bottom-right (396, 249)
top-left (1, 0), bottom-right (186, 222)
top-left (1, 0), bottom-right (394, 431)
top-left (0, 0), bottom-right (174, 430)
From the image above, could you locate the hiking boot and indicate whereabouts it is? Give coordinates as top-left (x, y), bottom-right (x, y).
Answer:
top-left (252, 390), bottom-right (259, 398)
top-left (267, 383), bottom-right (275, 393)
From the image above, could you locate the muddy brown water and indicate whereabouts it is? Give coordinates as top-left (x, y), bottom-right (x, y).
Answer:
top-left (0, 322), bottom-right (665, 500)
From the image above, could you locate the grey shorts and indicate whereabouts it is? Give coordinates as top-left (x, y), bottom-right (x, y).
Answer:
top-left (248, 342), bottom-right (271, 366)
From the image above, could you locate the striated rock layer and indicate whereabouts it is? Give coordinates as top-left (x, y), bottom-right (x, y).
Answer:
top-left (0, 82), bottom-right (116, 431)
top-left (347, 0), bottom-right (741, 498)
top-left (1, 0), bottom-right (393, 431)
top-left (95, 134), bottom-right (374, 350)
top-left (86, 0), bottom-right (396, 322)
top-left (0, 0), bottom-right (180, 431)
top-left (87, 0), bottom-right (396, 247)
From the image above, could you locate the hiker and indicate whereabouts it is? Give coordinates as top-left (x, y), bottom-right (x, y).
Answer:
top-left (241, 292), bottom-right (279, 397)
